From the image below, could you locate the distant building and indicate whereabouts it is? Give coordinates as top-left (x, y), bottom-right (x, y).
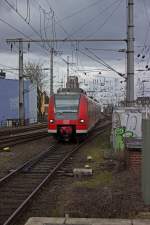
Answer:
top-left (0, 78), bottom-right (37, 126)
top-left (79, 74), bottom-right (124, 107)
top-left (136, 97), bottom-right (150, 106)
top-left (66, 76), bottom-right (79, 89)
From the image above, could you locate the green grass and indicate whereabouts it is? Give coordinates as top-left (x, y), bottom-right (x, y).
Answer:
top-left (81, 130), bottom-right (111, 162)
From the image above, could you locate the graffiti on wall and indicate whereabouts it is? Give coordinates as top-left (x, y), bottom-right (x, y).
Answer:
top-left (112, 108), bottom-right (142, 151)
top-left (115, 127), bottom-right (133, 151)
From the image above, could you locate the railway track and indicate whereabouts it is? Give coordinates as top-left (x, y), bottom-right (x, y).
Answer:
top-left (0, 128), bottom-right (48, 149)
top-left (0, 121), bottom-right (111, 225)
top-left (0, 123), bottom-right (47, 136)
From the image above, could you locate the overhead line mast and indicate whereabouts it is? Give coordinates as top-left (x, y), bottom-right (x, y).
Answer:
top-left (18, 39), bottom-right (24, 125)
top-left (127, 0), bottom-right (134, 102)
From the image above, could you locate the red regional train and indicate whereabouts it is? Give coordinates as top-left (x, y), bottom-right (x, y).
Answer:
top-left (48, 88), bottom-right (101, 141)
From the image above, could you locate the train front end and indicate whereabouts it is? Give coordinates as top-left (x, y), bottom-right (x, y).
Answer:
top-left (48, 92), bottom-right (88, 141)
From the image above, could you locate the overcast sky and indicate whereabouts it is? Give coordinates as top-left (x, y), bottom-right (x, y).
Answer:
top-left (0, 0), bottom-right (150, 95)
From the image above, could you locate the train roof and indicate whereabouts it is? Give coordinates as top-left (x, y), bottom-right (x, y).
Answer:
top-left (55, 89), bottom-right (100, 104)
top-left (57, 87), bottom-right (86, 95)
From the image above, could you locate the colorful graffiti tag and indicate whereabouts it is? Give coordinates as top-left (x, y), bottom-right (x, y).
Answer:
top-left (112, 108), bottom-right (142, 151)
top-left (115, 127), bottom-right (133, 151)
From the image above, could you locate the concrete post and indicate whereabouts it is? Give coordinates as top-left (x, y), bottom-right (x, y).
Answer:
top-left (67, 56), bottom-right (69, 83)
top-left (142, 119), bottom-right (150, 205)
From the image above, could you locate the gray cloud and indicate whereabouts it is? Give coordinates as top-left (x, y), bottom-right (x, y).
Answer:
top-left (0, 0), bottom-right (149, 75)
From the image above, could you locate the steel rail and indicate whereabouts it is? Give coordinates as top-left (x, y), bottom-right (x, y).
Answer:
top-left (0, 129), bottom-right (48, 149)
top-left (0, 123), bottom-right (47, 136)
top-left (0, 144), bottom-right (56, 185)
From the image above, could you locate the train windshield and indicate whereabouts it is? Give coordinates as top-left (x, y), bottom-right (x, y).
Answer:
top-left (55, 94), bottom-right (80, 113)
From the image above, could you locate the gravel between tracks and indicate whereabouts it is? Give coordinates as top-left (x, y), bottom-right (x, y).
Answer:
top-left (0, 136), bottom-right (53, 179)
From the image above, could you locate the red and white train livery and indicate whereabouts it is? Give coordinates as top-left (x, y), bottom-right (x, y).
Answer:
top-left (48, 88), bottom-right (101, 141)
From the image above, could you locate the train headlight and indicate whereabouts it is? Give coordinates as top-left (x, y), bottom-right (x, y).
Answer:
top-left (80, 119), bottom-right (85, 123)
top-left (50, 119), bottom-right (54, 123)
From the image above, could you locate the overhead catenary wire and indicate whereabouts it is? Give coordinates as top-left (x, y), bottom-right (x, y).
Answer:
top-left (85, 48), bottom-right (125, 77)
top-left (0, 17), bottom-right (31, 39)
top-left (53, 0), bottom-right (124, 76)
top-left (25, 0), bottom-right (30, 23)
top-left (141, 0), bottom-right (150, 53)
top-left (78, 49), bottom-right (124, 79)
top-left (84, 48), bottom-right (125, 52)
top-left (56, 0), bottom-right (103, 23)
top-left (39, 4), bottom-right (57, 48)
top-left (2, 0), bottom-right (126, 89)
top-left (33, 0), bottom-right (83, 73)
top-left (1, 9), bottom-right (76, 82)
top-left (43, 9), bottom-right (51, 49)
top-left (4, 0), bottom-right (43, 39)
top-left (3, 0), bottom-right (51, 53)
top-left (64, 0), bottom-right (122, 39)
top-left (79, 49), bottom-right (113, 71)
top-left (0, 16), bottom-right (49, 55)
top-left (136, 0), bottom-right (150, 66)
top-left (86, 0), bottom-right (123, 38)
top-left (40, 0), bottom-right (121, 75)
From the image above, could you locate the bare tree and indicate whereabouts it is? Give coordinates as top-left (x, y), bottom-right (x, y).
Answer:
top-left (24, 62), bottom-right (47, 90)
top-left (24, 62), bottom-right (47, 121)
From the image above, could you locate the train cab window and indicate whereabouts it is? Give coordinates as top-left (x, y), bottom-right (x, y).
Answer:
top-left (55, 94), bottom-right (80, 112)
top-left (54, 94), bottom-right (80, 119)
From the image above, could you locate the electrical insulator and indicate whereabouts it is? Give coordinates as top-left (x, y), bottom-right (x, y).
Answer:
top-left (11, 43), bottom-right (13, 52)
top-left (142, 55), bottom-right (145, 59)
top-left (145, 65), bottom-right (149, 69)
top-left (27, 42), bottom-right (30, 51)
top-left (137, 54), bottom-right (140, 57)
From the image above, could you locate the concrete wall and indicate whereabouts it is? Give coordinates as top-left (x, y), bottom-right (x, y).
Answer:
top-left (0, 78), bottom-right (37, 126)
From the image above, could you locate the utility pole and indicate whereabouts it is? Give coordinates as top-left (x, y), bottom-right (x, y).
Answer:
top-left (19, 39), bottom-right (24, 125)
top-left (126, 0), bottom-right (134, 103)
top-left (50, 47), bottom-right (54, 96)
top-left (67, 56), bottom-right (69, 82)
